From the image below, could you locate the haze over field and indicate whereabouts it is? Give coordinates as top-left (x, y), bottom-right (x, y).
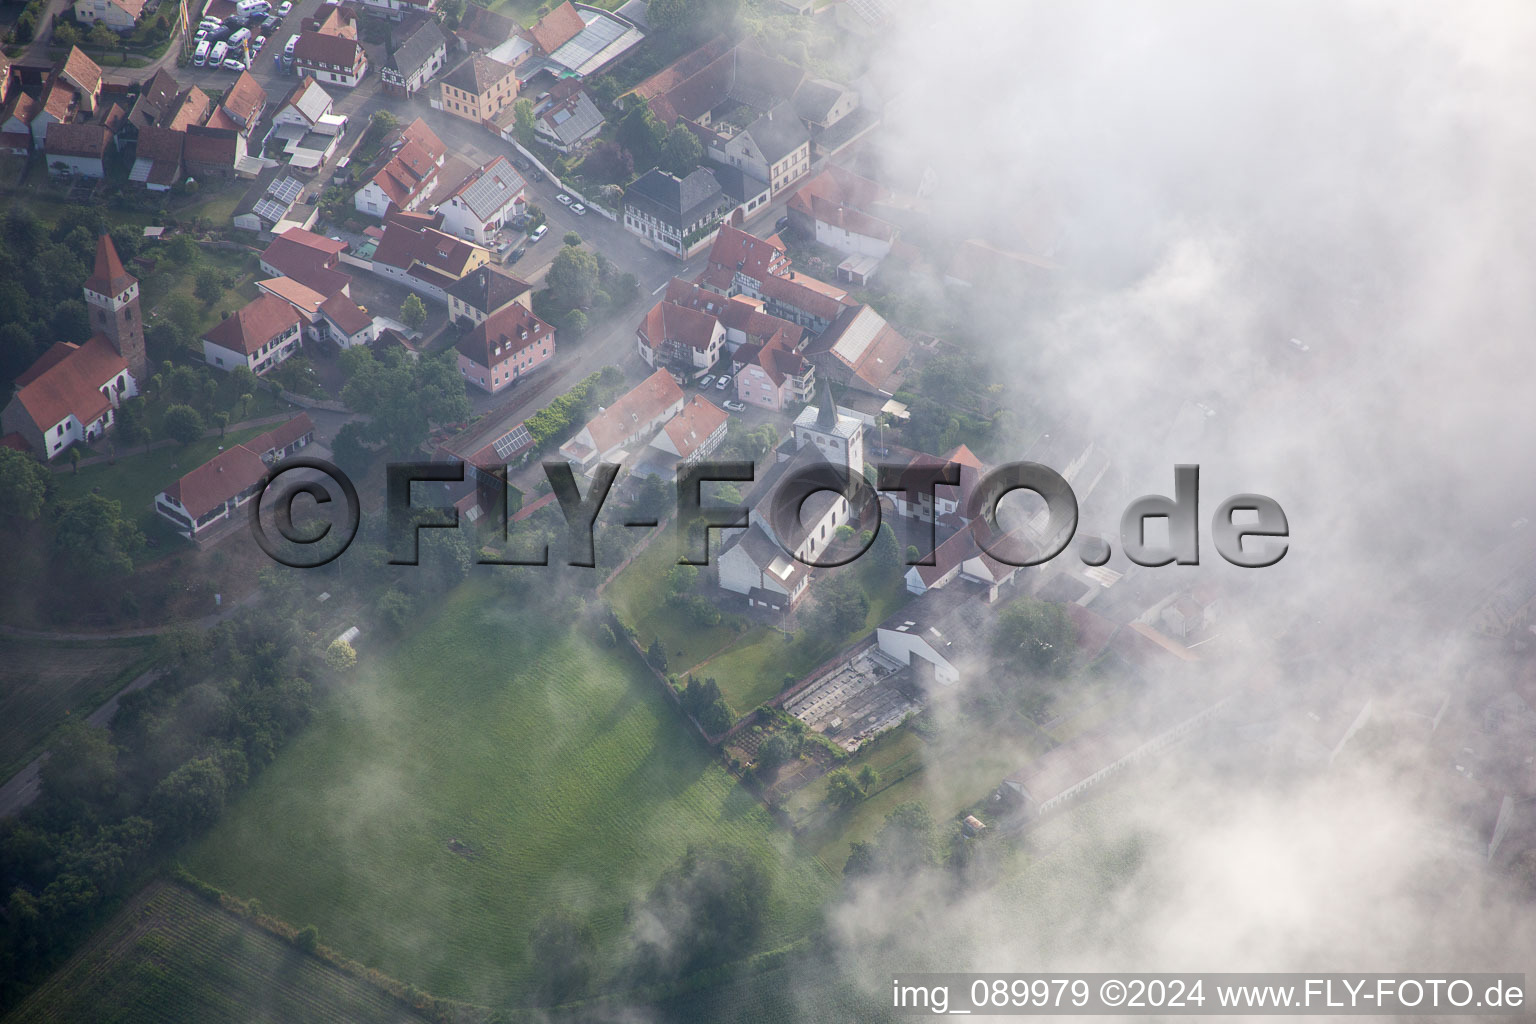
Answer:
top-left (808, 0), bottom-right (1536, 1004)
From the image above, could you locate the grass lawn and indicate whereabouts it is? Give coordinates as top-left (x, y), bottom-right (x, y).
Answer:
top-left (5, 882), bottom-right (434, 1024)
top-left (0, 635), bottom-right (156, 778)
top-left (175, 182), bottom-right (246, 225)
top-left (184, 577), bottom-right (834, 1008)
top-left (604, 533), bottom-right (754, 674)
top-left (140, 247), bottom-right (262, 341)
top-left (786, 712), bottom-right (1049, 875)
top-left (53, 425), bottom-right (272, 557)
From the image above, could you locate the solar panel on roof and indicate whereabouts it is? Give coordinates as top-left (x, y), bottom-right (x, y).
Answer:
top-left (493, 423), bottom-right (532, 459)
top-left (268, 176), bottom-right (303, 203)
top-left (253, 197), bottom-right (289, 224)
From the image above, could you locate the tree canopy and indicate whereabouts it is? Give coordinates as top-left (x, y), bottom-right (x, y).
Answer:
top-left (340, 347), bottom-right (471, 457)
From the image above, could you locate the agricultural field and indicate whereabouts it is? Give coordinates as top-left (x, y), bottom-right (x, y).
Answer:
top-left (5, 882), bottom-right (435, 1024)
top-left (0, 636), bottom-right (156, 777)
top-left (185, 577), bottom-right (835, 1008)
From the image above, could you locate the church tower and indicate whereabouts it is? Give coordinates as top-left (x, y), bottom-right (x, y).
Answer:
top-left (82, 234), bottom-right (146, 383)
top-left (789, 374), bottom-right (864, 473)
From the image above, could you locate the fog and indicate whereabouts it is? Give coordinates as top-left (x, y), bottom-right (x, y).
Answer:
top-left (805, 0), bottom-right (1536, 1003)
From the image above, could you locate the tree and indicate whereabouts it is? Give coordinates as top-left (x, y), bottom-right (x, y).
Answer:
top-left (51, 299), bottom-right (90, 343)
top-left (52, 21), bottom-right (80, 48)
top-left (562, 230), bottom-right (582, 247)
top-left (665, 563), bottom-right (699, 594)
top-left (68, 447), bottom-right (82, 475)
top-left (211, 411), bottom-right (228, 438)
top-left (863, 521), bottom-right (902, 582)
top-left (992, 597), bottom-right (1076, 677)
top-left (661, 124), bottom-right (703, 176)
top-left (512, 98), bottom-right (536, 146)
top-left (617, 105), bottom-right (666, 165)
top-left (857, 764), bottom-right (879, 791)
top-left (147, 756), bottom-right (230, 838)
top-left (371, 109), bottom-right (399, 134)
top-left (814, 573), bottom-right (869, 640)
top-left (325, 639), bottom-right (357, 671)
top-left (162, 293), bottom-right (200, 339)
top-left (39, 719), bottom-right (118, 811)
top-left (825, 767), bottom-right (864, 808)
top-left (164, 233), bottom-right (197, 264)
top-left (0, 449), bottom-right (50, 520)
top-left (340, 347), bottom-right (470, 457)
top-left (400, 293), bottom-right (427, 330)
top-left (756, 731), bottom-right (800, 774)
top-left (646, 638), bottom-right (668, 672)
top-left (295, 925), bottom-right (320, 952)
top-left (562, 309), bottom-right (588, 337)
top-left (88, 21), bottom-right (119, 49)
top-left (546, 245), bottom-right (599, 310)
top-left (147, 321), bottom-right (185, 358)
top-left (631, 844), bottom-right (768, 979)
top-left (238, 391), bottom-right (254, 419)
top-left (54, 494), bottom-right (142, 578)
top-left (194, 267), bottom-right (222, 303)
top-left (438, 0), bottom-right (464, 28)
top-left (162, 403), bottom-right (205, 444)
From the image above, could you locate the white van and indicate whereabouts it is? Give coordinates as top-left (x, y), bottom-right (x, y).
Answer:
top-left (284, 33), bottom-right (297, 55)
top-left (194, 38), bottom-right (211, 65)
top-left (209, 40), bottom-right (229, 65)
top-left (235, 0), bottom-right (270, 15)
top-left (228, 26), bottom-right (251, 47)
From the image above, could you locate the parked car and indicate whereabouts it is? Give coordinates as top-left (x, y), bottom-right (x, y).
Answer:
top-left (775, 215), bottom-right (790, 232)
top-left (223, 58), bottom-right (248, 71)
top-left (228, 26), bottom-right (251, 46)
top-left (194, 38), bottom-right (211, 64)
top-left (714, 375), bottom-right (730, 390)
top-left (193, 28), bottom-right (209, 43)
top-left (722, 399), bottom-right (746, 413)
top-left (1288, 337), bottom-right (1311, 353)
top-left (555, 193), bottom-right (572, 205)
top-left (284, 33), bottom-right (298, 55)
top-left (277, 0), bottom-right (292, 12)
top-left (261, 15), bottom-right (280, 32)
top-left (570, 203), bottom-right (586, 216)
top-left (697, 375), bottom-right (715, 389)
top-left (529, 224), bottom-right (548, 242)
top-left (209, 40), bottom-right (229, 64)
top-left (510, 245), bottom-right (526, 261)
top-left (253, 34), bottom-right (266, 51)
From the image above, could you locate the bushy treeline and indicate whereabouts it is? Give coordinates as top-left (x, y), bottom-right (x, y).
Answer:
top-left (525, 366), bottom-right (626, 450)
top-left (0, 594), bottom-right (324, 1007)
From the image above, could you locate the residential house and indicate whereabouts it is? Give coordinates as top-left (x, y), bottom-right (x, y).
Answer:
top-left (257, 276), bottom-right (329, 337)
top-left (634, 296), bottom-right (726, 375)
top-left (271, 76), bottom-right (340, 132)
top-left (218, 71), bottom-right (267, 136)
top-left (181, 123), bottom-right (250, 180)
top-left (558, 367), bottom-right (683, 470)
top-left (645, 393), bottom-right (728, 469)
top-left (154, 415), bottom-right (316, 538)
top-left (496, 1), bottom-right (640, 78)
top-left (885, 443), bottom-right (984, 523)
top-left (293, 31), bottom-right (369, 88)
top-left (705, 100), bottom-right (810, 196)
top-left (695, 224), bottom-right (790, 298)
top-left (454, 301), bottom-right (554, 393)
top-left (903, 519), bottom-right (1027, 602)
top-left (357, 0), bottom-right (436, 22)
top-left (318, 292), bottom-right (375, 348)
top-left (73, 0), bottom-right (144, 31)
top-left (455, 4), bottom-right (516, 52)
top-left (793, 77), bottom-right (859, 136)
top-left (757, 272), bottom-right (850, 332)
top-left (53, 47), bottom-right (103, 117)
top-left (531, 79), bottom-right (604, 152)
top-left (45, 122), bottom-right (110, 176)
top-left (259, 226), bottom-right (349, 289)
top-left (706, 161), bottom-right (771, 224)
top-left (353, 117), bottom-right (446, 215)
top-left (201, 293), bottom-right (303, 375)
top-left (623, 167), bottom-right (731, 259)
top-left (1, 93), bottom-right (39, 154)
top-left (120, 67), bottom-right (180, 149)
top-left (370, 220), bottom-right (492, 303)
top-left (30, 74), bottom-right (79, 147)
top-left (787, 165), bottom-right (895, 261)
top-left (435, 53), bottom-right (517, 124)
top-left (437, 155), bottom-right (525, 245)
top-left (445, 265), bottom-right (533, 327)
top-left (379, 15), bottom-right (448, 97)
top-left (732, 329), bottom-right (813, 411)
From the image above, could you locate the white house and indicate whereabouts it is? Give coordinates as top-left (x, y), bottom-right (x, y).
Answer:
top-left (558, 368), bottom-right (683, 471)
top-left (73, 0), bottom-right (142, 31)
top-left (154, 415), bottom-right (316, 538)
top-left (201, 294), bottom-right (303, 375)
top-left (436, 156), bottom-right (525, 246)
top-left (0, 337), bottom-right (135, 459)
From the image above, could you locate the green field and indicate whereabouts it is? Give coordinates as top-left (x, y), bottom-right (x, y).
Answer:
top-left (184, 578), bottom-right (834, 1008)
top-left (0, 636), bottom-right (156, 777)
top-left (5, 882), bottom-right (436, 1024)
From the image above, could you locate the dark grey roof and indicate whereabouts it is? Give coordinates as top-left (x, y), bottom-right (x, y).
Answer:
top-left (444, 264), bottom-right (532, 315)
top-left (623, 167), bottom-right (727, 230)
top-left (743, 101), bottom-right (809, 165)
top-left (704, 160), bottom-right (768, 204)
top-left (793, 78), bottom-right (848, 123)
top-left (385, 16), bottom-right (447, 79)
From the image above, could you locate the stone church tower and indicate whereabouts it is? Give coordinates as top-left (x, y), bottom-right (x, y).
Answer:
top-left (82, 234), bottom-right (146, 383)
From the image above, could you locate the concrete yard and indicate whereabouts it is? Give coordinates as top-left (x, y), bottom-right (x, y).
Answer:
top-left (785, 646), bottom-right (923, 751)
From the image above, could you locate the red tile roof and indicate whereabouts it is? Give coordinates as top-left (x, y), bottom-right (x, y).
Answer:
top-left (165, 86), bottom-right (211, 131)
top-left (628, 34), bottom-right (730, 101)
top-left (181, 125), bottom-right (238, 168)
top-left (221, 71), bottom-right (266, 125)
top-left (702, 224), bottom-right (789, 285)
top-left (12, 336), bottom-right (127, 431)
top-left (455, 301), bottom-right (552, 370)
top-left (757, 273), bottom-right (848, 322)
top-left (524, 0), bottom-right (584, 54)
top-left (4, 92), bottom-right (40, 127)
top-left (39, 78), bottom-right (77, 124)
top-left (440, 52), bottom-right (515, 95)
top-left (84, 234), bottom-right (135, 297)
top-left (58, 47), bottom-right (102, 98)
top-left (204, 106), bottom-right (240, 132)
top-left (319, 291), bottom-right (372, 335)
top-left (638, 299), bottom-right (721, 353)
top-left (133, 125), bottom-right (184, 185)
top-left (46, 121), bottom-right (109, 158)
top-left (247, 412), bottom-right (315, 456)
top-left (202, 294), bottom-right (300, 356)
top-left (164, 443), bottom-right (268, 519)
top-left (294, 31), bottom-right (364, 70)
top-left (659, 394), bottom-right (727, 459)
top-left (582, 368), bottom-right (683, 455)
